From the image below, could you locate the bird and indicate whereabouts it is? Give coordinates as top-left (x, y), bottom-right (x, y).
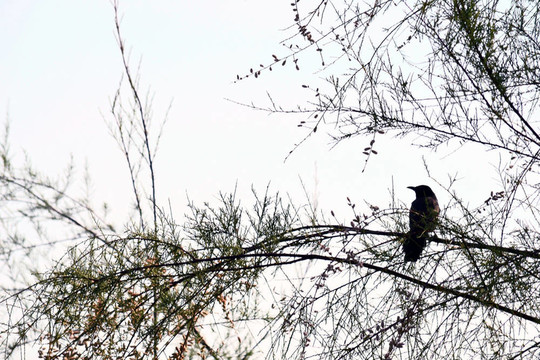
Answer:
top-left (403, 185), bottom-right (439, 262)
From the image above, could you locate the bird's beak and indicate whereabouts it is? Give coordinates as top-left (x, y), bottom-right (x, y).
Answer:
top-left (407, 186), bottom-right (415, 190)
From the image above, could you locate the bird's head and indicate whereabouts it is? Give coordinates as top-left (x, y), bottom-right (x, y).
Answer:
top-left (408, 185), bottom-right (436, 198)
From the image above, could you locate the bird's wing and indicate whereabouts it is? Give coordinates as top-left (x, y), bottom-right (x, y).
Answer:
top-left (410, 196), bottom-right (439, 235)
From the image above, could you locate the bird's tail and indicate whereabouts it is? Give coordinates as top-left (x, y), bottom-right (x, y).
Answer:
top-left (403, 234), bottom-right (427, 262)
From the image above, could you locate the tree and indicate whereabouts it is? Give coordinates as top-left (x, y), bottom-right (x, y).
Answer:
top-left (238, 0), bottom-right (540, 358)
top-left (2, 0), bottom-right (540, 359)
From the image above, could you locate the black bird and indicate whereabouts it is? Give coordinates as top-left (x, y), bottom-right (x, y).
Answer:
top-left (403, 185), bottom-right (439, 262)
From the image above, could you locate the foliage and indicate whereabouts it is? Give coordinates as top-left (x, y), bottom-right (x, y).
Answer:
top-left (235, 0), bottom-right (540, 358)
top-left (2, 0), bottom-right (540, 359)
top-left (20, 191), bottom-right (291, 360)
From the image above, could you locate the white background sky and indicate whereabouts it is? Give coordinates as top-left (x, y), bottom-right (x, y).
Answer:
top-left (0, 3), bottom-right (516, 358)
top-left (0, 1), bottom-right (501, 233)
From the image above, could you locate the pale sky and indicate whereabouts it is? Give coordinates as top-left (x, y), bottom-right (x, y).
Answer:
top-left (0, 3), bottom-right (512, 358)
top-left (0, 1), bottom-right (499, 233)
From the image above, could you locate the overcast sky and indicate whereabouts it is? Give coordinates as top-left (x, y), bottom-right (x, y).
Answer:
top-left (0, 1), bottom-right (501, 232)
